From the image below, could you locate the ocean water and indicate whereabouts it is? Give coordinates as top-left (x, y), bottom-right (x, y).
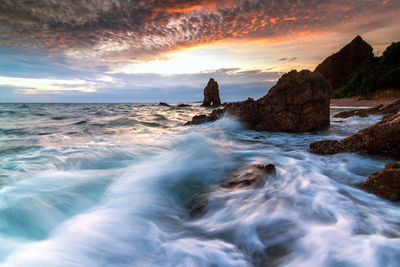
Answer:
top-left (0, 103), bottom-right (399, 267)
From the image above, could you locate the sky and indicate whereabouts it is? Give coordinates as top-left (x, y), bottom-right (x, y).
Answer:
top-left (0, 0), bottom-right (399, 103)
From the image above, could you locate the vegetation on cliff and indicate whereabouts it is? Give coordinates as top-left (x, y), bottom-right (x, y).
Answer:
top-left (333, 41), bottom-right (400, 98)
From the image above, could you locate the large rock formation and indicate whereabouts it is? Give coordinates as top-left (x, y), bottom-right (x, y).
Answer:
top-left (365, 162), bottom-right (400, 201)
top-left (310, 110), bottom-right (400, 159)
top-left (315, 35), bottom-right (373, 92)
top-left (334, 99), bottom-right (400, 118)
top-left (187, 70), bottom-right (331, 133)
top-left (202, 78), bottom-right (221, 106)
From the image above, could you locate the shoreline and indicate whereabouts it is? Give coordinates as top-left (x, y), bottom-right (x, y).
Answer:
top-left (330, 97), bottom-right (399, 107)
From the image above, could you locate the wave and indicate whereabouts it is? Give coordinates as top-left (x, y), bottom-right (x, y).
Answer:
top-left (0, 104), bottom-right (399, 266)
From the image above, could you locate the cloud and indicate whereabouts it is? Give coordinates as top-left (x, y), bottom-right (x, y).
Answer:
top-left (278, 57), bottom-right (297, 62)
top-left (0, 67), bottom-right (282, 102)
top-left (0, 75), bottom-right (97, 94)
top-left (1, 0), bottom-right (399, 61)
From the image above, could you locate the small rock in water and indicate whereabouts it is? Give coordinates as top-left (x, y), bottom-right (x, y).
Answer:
top-left (177, 103), bottom-right (190, 107)
top-left (256, 164), bottom-right (276, 174)
top-left (187, 164), bottom-right (276, 216)
top-left (184, 109), bottom-right (224, 125)
top-left (159, 102), bottom-right (171, 107)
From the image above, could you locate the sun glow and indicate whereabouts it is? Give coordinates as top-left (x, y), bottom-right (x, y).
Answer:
top-left (108, 33), bottom-right (326, 75)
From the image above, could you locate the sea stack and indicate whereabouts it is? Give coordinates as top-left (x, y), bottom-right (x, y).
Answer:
top-left (202, 78), bottom-right (221, 106)
top-left (314, 35), bottom-right (373, 91)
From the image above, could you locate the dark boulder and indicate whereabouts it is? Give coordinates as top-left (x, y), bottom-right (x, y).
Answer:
top-left (187, 70), bottom-right (331, 133)
top-left (315, 35), bottom-right (373, 92)
top-left (159, 102), bottom-right (171, 107)
top-left (255, 164), bottom-right (276, 175)
top-left (184, 109), bottom-right (224, 126)
top-left (365, 162), bottom-right (400, 201)
top-left (177, 103), bottom-right (190, 107)
top-left (202, 78), bottom-right (221, 107)
top-left (310, 111), bottom-right (400, 159)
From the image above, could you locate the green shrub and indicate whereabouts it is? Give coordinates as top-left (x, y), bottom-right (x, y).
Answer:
top-left (333, 41), bottom-right (400, 98)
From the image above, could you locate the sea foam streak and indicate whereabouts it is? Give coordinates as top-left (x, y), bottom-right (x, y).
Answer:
top-left (0, 103), bottom-right (399, 266)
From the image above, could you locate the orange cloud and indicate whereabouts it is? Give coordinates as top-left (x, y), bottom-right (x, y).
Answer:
top-left (1, 0), bottom-right (399, 62)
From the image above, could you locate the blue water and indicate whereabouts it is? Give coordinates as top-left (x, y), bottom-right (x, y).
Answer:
top-left (0, 103), bottom-right (399, 266)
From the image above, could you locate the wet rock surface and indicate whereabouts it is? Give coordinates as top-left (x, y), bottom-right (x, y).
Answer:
top-left (187, 164), bottom-right (276, 216)
top-left (365, 162), bottom-right (400, 201)
top-left (310, 111), bottom-right (400, 159)
top-left (187, 70), bottom-right (331, 133)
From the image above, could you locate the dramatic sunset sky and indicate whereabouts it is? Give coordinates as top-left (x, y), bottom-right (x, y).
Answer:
top-left (0, 0), bottom-right (399, 102)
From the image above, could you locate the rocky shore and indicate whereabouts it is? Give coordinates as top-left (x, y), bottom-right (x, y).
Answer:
top-left (330, 97), bottom-right (398, 107)
top-left (310, 100), bottom-right (400, 200)
top-left (185, 35), bottom-right (399, 202)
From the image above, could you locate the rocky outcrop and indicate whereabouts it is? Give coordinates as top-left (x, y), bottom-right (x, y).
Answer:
top-left (310, 111), bottom-right (400, 159)
top-left (365, 162), bottom-right (400, 201)
top-left (185, 109), bottom-right (224, 125)
top-left (202, 78), bottom-right (221, 106)
top-left (187, 70), bottom-right (331, 133)
top-left (315, 35), bottom-right (373, 92)
top-left (334, 100), bottom-right (400, 118)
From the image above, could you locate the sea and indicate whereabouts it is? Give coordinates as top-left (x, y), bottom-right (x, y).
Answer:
top-left (0, 103), bottom-right (399, 266)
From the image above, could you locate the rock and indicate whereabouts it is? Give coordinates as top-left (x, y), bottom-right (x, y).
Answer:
top-left (315, 35), bottom-right (373, 92)
top-left (202, 78), bottom-right (221, 107)
top-left (220, 164), bottom-right (276, 189)
top-left (159, 102), bottom-right (170, 107)
top-left (256, 164), bottom-right (276, 175)
top-left (310, 111), bottom-right (400, 159)
top-left (177, 103), bottom-right (190, 107)
top-left (334, 100), bottom-right (400, 118)
top-left (365, 162), bottom-right (400, 201)
top-left (187, 164), bottom-right (276, 215)
top-left (187, 70), bottom-right (331, 133)
top-left (184, 109), bottom-right (224, 126)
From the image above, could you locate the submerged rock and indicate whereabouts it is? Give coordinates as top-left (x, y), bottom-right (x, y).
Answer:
top-left (187, 70), bottom-right (331, 133)
top-left (334, 100), bottom-right (400, 118)
top-left (365, 162), bottom-right (400, 201)
top-left (315, 35), bottom-right (373, 92)
top-left (202, 78), bottom-right (221, 107)
top-left (310, 111), bottom-right (400, 159)
top-left (220, 164), bottom-right (276, 189)
top-left (187, 164), bottom-right (276, 215)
